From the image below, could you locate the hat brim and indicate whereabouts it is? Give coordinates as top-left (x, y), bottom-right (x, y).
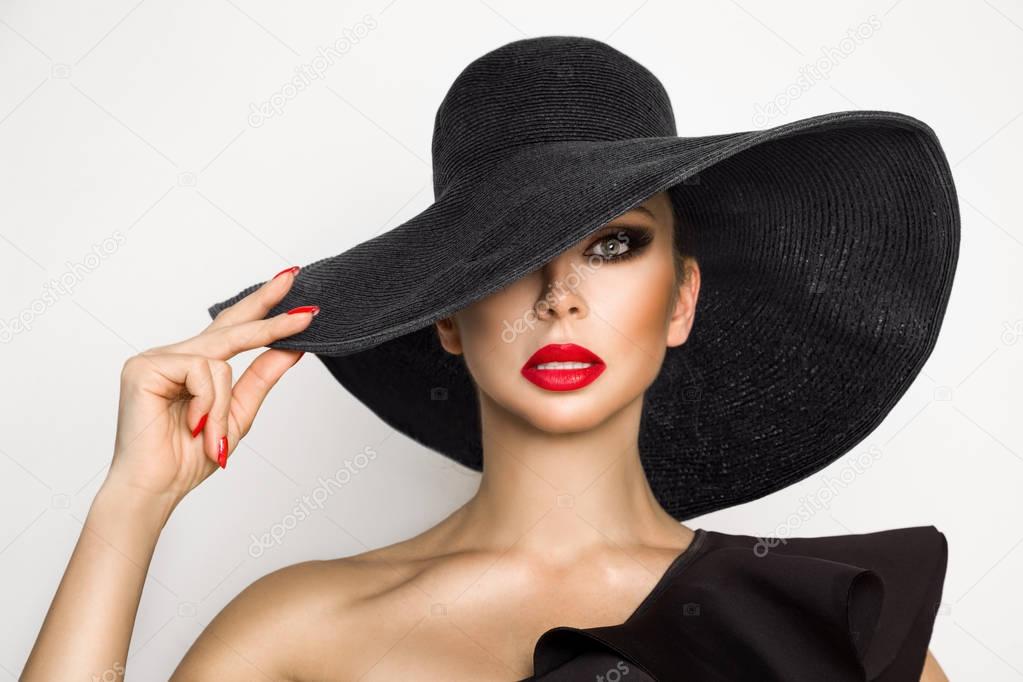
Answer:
top-left (207, 109), bottom-right (959, 520)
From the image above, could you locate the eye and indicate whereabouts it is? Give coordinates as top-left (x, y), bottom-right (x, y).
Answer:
top-left (585, 227), bottom-right (652, 263)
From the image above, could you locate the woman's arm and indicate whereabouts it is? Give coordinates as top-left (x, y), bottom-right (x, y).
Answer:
top-left (20, 481), bottom-right (175, 680)
top-left (20, 268), bottom-right (315, 680)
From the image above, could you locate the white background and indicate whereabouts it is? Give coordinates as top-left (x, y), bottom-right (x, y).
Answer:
top-left (1, 0), bottom-right (1020, 679)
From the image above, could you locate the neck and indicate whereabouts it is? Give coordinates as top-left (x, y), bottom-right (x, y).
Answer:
top-left (435, 390), bottom-right (690, 562)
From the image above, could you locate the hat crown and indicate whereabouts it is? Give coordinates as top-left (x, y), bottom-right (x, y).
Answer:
top-left (431, 36), bottom-right (678, 198)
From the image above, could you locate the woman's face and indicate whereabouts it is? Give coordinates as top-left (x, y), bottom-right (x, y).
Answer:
top-left (435, 190), bottom-right (700, 434)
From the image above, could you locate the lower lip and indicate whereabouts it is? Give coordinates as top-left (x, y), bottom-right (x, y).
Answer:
top-left (521, 363), bottom-right (607, 391)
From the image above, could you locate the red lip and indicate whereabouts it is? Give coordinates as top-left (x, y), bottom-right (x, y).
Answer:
top-left (521, 343), bottom-right (606, 392)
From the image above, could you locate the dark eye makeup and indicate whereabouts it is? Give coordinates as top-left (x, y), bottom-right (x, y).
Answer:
top-left (584, 226), bottom-right (654, 264)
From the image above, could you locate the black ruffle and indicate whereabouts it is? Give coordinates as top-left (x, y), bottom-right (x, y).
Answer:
top-left (525, 526), bottom-right (948, 681)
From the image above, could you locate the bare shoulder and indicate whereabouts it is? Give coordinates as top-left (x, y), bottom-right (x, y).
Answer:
top-left (170, 547), bottom-right (432, 682)
top-left (921, 648), bottom-right (948, 681)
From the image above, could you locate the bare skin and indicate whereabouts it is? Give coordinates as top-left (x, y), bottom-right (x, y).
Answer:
top-left (22, 191), bottom-right (949, 681)
top-left (20, 269), bottom-right (314, 681)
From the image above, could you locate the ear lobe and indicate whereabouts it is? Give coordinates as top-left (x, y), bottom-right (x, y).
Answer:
top-left (666, 299), bottom-right (692, 348)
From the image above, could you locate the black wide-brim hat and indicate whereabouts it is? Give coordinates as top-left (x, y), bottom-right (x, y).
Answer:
top-left (207, 36), bottom-right (960, 521)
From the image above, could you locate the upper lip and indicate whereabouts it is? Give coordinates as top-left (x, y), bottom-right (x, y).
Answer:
top-left (523, 343), bottom-right (604, 368)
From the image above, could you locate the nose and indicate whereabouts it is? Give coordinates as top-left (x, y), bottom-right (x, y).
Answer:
top-left (534, 255), bottom-right (588, 322)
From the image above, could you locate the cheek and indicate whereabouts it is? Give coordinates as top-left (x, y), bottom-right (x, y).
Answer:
top-left (456, 288), bottom-right (530, 374)
top-left (590, 263), bottom-right (675, 356)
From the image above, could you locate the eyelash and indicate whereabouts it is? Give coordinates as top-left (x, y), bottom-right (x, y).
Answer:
top-left (585, 227), bottom-right (653, 264)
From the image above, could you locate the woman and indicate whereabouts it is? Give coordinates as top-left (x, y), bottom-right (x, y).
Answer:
top-left (23, 36), bottom-right (955, 681)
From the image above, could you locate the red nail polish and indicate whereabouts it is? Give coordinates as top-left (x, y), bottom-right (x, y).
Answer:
top-left (217, 436), bottom-right (228, 469)
top-left (273, 266), bottom-right (300, 280)
top-left (287, 305), bottom-right (319, 316)
top-left (191, 412), bottom-right (209, 438)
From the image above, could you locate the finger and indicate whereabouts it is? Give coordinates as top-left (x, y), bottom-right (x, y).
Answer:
top-left (119, 352), bottom-right (214, 450)
top-left (206, 265), bottom-right (301, 332)
top-left (179, 305), bottom-right (319, 362)
top-left (228, 349), bottom-right (305, 442)
top-left (124, 352), bottom-right (214, 406)
top-left (203, 358), bottom-right (234, 469)
top-left (183, 358), bottom-right (215, 438)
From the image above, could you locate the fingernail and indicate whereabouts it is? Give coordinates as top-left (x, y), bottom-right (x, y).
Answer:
top-left (217, 436), bottom-right (228, 469)
top-left (273, 266), bottom-right (300, 280)
top-left (287, 305), bottom-right (319, 316)
top-left (191, 412), bottom-right (209, 438)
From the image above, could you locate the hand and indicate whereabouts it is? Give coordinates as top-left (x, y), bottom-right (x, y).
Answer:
top-left (105, 266), bottom-right (317, 511)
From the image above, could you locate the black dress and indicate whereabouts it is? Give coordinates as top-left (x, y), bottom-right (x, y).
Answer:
top-left (521, 525), bottom-right (948, 681)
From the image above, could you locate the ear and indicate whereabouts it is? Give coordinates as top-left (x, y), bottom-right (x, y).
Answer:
top-left (435, 315), bottom-right (464, 355)
top-left (666, 260), bottom-right (700, 348)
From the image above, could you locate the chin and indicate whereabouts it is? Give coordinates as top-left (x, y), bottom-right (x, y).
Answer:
top-left (514, 383), bottom-right (641, 433)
